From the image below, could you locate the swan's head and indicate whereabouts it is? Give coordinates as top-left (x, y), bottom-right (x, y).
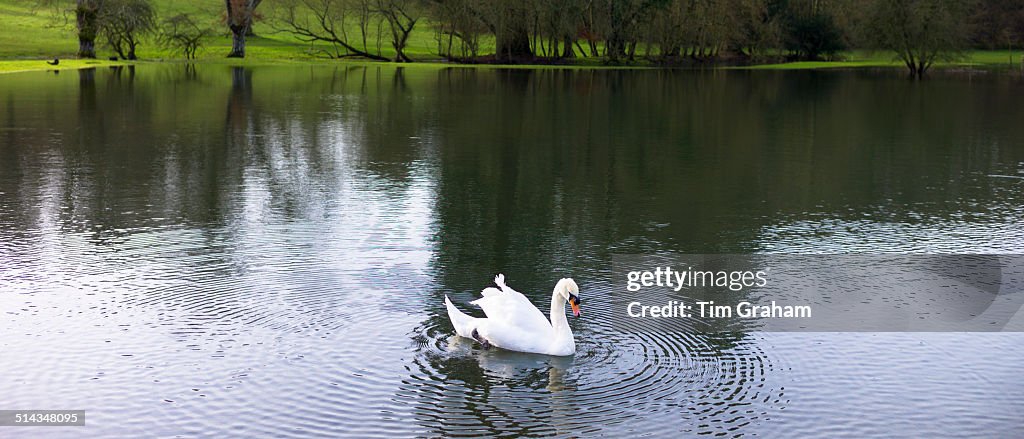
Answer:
top-left (557, 278), bottom-right (581, 317)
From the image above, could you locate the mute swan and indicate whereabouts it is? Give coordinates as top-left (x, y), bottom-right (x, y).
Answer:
top-left (444, 274), bottom-right (581, 356)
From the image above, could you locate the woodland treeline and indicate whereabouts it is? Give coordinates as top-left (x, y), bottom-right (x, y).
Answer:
top-left (62, 0), bottom-right (1024, 76)
top-left (419, 0), bottom-right (1022, 65)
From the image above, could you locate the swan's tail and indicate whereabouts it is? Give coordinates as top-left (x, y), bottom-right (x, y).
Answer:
top-left (445, 295), bottom-right (476, 338)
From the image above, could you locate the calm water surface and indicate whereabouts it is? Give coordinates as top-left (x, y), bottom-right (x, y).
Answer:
top-left (1, 65), bottom-right (1023, 437)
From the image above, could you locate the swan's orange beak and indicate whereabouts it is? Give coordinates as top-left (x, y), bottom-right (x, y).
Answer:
top-left (569, 296), bottom-right (581, 317)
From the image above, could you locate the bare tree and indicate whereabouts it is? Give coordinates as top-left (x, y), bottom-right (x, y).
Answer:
top-left (645, 0), bottom-right (686, 60)
top-left (226, 0), bottom-right (263, 57)
top-left (733, 0), bottom-right (783, 60)
top-left (429, 0), bottom-right (485, 60)
top-left (274, 0), bottom-right (390, 60)
top-left (595, 0), bottom-right (651, 62)
top-left (160, 13), bottom-right (213, 60)
top-left (100, 0), bottom-right (156, 60)
top-left (374, 0), bottom-right (420, 62)
top-left (864, 0), bottom-right (971, 78)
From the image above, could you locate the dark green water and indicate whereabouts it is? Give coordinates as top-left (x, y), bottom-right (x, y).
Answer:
top-left (1, 65), bottom-right (1023, 437)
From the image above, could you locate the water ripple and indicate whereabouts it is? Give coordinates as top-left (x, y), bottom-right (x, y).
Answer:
top-left (391, 283), bottom-right (786, 437)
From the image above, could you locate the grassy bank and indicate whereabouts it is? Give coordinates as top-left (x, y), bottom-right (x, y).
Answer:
top-left (0, 0), bottom-right (444, 63)
top-left (0, 59), bottom-right (132, 74)
top-left (5, 52), bottom-right (1017, 75)
top-left (2, 0), bottom-right (1021, 75)
top-left (738, 50), bottom-right (1023, 71)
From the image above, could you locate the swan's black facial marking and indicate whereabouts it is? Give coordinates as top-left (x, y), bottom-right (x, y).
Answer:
top-left (471, 329), bottom-right (492, 349)
top-left (568, 294), bottom-right (581, 317)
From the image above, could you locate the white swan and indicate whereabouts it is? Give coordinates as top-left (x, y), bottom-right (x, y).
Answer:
top-left (444, 274), bottom-right (581, 356)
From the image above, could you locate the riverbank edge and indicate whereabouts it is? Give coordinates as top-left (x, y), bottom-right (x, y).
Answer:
top-left (2, 53), bottom-right (1021, 75)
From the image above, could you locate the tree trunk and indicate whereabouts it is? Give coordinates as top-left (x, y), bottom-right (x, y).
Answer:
top-left (78, 37), bottom-right (96, 59)
top-left (904, 56), bottom-right (928, 79)
top-left (495, 5), bottom-right (532, 62)
top-left (226, 0), bottom-right (262, 58)
top-left (562, 37), bottom-right (575, 58)
top-left (228, 25), bottom-right (246, 58)
top-left (394, 33), bottom-right (412, 62)
top-left (606, 36), bottom-right (626, 61)
top-left (76, 0), bottom-right (100, 58)
top-left (496, 27), bottom-right (532, 61)
top-left (127, 40), bottom-right (138, 60)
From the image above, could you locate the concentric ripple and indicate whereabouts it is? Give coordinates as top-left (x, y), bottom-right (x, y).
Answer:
top-left (399, 282), bottom-right (787, 437)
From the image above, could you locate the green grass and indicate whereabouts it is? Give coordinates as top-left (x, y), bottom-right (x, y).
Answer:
top-left (2, 0), bottom-right (1021, 74)
top-left (736, 50), bottom-right (1023, 70)
top-left (740, 60), bottom-right (900, 70)
top-left (0, 1), bottom-right (77, 58)
top-left (0, 59), bottom-right (128, 73)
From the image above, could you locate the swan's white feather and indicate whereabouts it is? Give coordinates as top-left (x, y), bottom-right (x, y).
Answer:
top-left (444, 295), bottom-right (477, 339)
top-left (471, 292), bottom-right (550, 330)
top-left (479, 287), bottom-right (501, 297)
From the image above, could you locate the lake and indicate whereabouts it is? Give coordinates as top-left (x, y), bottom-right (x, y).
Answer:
top-left (1, 65), bottom-right (1023, 437)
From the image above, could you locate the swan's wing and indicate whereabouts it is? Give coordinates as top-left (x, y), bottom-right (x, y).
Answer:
top-left (493, 274), bottom-right (530, 302)
top-left (471, 292), bottom-right (550, 330)
top-left (468, 274), bottom-right (551, 331)
top-left (479, 287), bottom-right (502, 298)
top-left (490, 273), bottom-right (538, 310)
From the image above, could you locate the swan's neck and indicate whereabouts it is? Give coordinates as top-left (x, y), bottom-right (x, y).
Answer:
top-left (550, 289), bottom-right (572, 336)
